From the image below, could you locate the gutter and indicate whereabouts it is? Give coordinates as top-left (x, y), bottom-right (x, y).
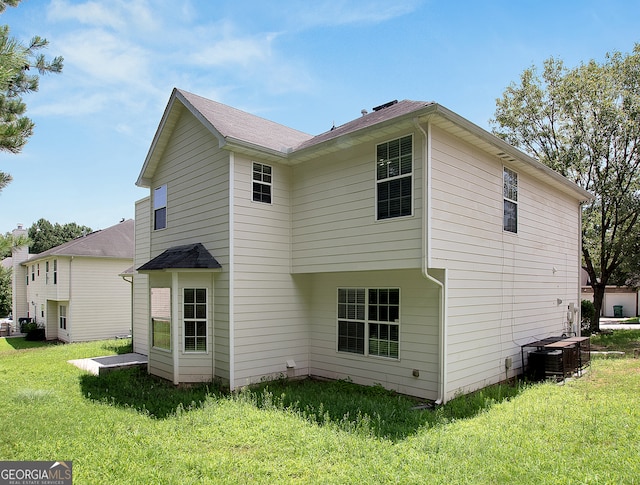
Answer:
top-left (414, 118), bottom-right (448, 405)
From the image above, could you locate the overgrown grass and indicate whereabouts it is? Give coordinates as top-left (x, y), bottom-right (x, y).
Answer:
top-left (1, 336), bottom-right (639, 483)
top-left (591, 329), bottom-right (640, 354)
top-left (249, 376), bottom-right (525, 441)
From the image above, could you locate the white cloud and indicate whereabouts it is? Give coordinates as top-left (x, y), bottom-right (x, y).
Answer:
top-left (57, 28), bottom-right (152, 87)
top-left (48, 0), bottom-right (126, 29)
top-left (284, 0), bottom-right (422, 29)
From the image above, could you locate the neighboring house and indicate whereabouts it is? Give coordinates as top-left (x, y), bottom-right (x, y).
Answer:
top-left (132, 88), bottom-right (592, 402)
top-left (11, 220), bottom-right (134, 342)
top-left (581, 269), bottom-right (639, 317)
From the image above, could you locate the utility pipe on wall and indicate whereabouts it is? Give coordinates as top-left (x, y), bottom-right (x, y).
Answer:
top-left (414, 118), bottom-right (448, 405)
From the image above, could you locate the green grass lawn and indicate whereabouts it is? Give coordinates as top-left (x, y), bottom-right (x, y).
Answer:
top-left (1, 336), bottom-right (640, 484)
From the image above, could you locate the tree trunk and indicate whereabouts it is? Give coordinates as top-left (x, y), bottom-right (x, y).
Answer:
top-left (591, 283), bottom-right (606, 334)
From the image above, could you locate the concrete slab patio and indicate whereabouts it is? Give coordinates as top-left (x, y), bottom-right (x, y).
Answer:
top-left (68, 353), bottom-right (148, 376)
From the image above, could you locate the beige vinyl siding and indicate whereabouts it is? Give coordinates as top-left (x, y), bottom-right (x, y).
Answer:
top-left (429, 126), bottom-right (582, 399)
top-left (291, 130), bottom-right (423, 273)
top-left (231, 156), bottom-right (311, 386)
top-left (65, 257), bottom-right (132, 341)
top-left (133, 197), bottom-right (151, 355)
top-left (146, 109), bottom-right (230, 382)
top-left (176, 273), bottom-right (215, 382)
top-left (308, 269), bottom-right (440, 400)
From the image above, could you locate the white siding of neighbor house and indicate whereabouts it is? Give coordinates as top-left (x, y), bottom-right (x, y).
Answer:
top-left (24, 255), bottom-right (130, 342)
top-left (65, 257), bottom-right (132, 342)
top-left (133, 197), bottom-right (151, 355)
top-left (231, 156), bottom-right (311, 387)
top-left (25, 256), bottom-right (70, 340)
top-left (145, 108), bottom-right (231, 383)
top-left (307, 269), bottom-right (440, 400)
top-left (428, 126), bottom-right (582, 399)
top-left (291, 129), bottom-right (423, 273)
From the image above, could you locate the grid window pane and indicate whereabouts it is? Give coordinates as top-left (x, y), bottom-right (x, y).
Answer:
top-left (253, 162), bottom-right (272, 203)
top-left (338, 288), bottom-right (400, 359)
top-left (503, 167), bottom-right (518, 233)
top-left (184, 288), bottom-right (207, 352)
top-left (338, 320), bottom-right (365, 354)
top-left (376, 136), bottom-right (412, 220)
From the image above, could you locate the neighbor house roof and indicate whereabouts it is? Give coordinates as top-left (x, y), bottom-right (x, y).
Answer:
top-left (23, 219), bottom-right (134, 263)
top-left (137, 88), bottom-right (593, 202)
top-left (137, 243), bottom-right (221, 272)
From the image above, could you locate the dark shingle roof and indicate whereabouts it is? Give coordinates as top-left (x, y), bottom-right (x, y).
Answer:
top-left (24, 219), bottom-right (134, 262)
top-left (137, 243), bottom-right (221, 271)
top-left (178, 89), bottom-right (312, 153)
top-left (293, 100), bottom-right (433, 151)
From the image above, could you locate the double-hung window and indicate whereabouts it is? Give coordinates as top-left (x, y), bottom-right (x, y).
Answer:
top-left (53, 260), bottom-right (57, 285)
top-left (184, 288), bottom-right (207, 352)
top-left (503, 167), bottom-right (518, 233)
top-left (154, 184), bottom-right (167, 230)
top-left (252, 162), bottom-right (272, 203)
top-left (337, 288), bottom-right (400, 359)
top-left (151, 288), bottom-right (171, 351)
top-left (376, 135), bottom-right (413, 220)
top-left (46, 261), bottom-right (49, 284)
top-left (59, 305), bottom-right (67, 330)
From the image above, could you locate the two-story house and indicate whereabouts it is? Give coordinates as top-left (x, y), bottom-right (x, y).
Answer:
top-left (133, 89), bottom-right (591, 402)
top-left (13, 219), bottom-right (134, 342)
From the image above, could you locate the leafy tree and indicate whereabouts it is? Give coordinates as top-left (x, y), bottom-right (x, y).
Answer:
top-left (0, 266), bottom-right (10, 316)
top-left (492, 45), bottom-right (640, 333)
top-left (0, 230), bottom-right (28, 257)
top-left (28, 219), bottom-right (92, 254)
top-left (0, 0), bottom-right (63, 190)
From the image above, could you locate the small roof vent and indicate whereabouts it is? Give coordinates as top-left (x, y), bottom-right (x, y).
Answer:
top-left (372, 100), bottom-right (398, 112)
top-left (361, 109), bottom-right (368, 116)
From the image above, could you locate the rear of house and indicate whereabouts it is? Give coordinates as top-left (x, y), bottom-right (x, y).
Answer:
top-left (132, 89), bottom-right (590, 401)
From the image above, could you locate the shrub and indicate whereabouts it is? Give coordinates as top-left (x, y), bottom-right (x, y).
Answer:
top-left (581, 299), bottom-right (595, 336)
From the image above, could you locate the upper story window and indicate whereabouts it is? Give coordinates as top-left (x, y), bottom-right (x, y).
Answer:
top-left (31, 265), bottom-right (35, 281)
top-left (53, 260), bottom-right (57, 285)
top-left (252, 162), bottom-right (272, 204)
top-left (503, 167), bottom-right (518, 233)
top-left (153, 184), bottom-right (167, 230)
top-left (46, 261), bottom-right (49, 284)
top-left (376, 135), bottom-right (413, 220)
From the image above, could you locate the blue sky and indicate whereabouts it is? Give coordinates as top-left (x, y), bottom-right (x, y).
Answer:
top-left (1, 0), bottom-right (638, 232)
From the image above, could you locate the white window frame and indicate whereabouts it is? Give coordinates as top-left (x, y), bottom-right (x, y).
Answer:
top-left (337, 287), bottom-right (400, 359)
top-left (183, 288), bottom-right (207, 353)
top-left (153, 184), bottom-right (167, 230)
top-left (152, 318), bottom-right (171, 351)
top-left (59, 305), bottom-right (67, 330)
top-left (375, 135), bottom-right (413, 220)
top-left (252, 162), bottom-right (272, 204)
top-left (151, 287), bottom-right (171, 351)
top-left (503, 167), bottom-right (518, 233)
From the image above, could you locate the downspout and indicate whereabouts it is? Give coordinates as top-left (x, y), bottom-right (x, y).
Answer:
top-left (414, 118), bottom-right (448, 405)
top-left (172, 271), bottom-right (179, 384)
top-left (121, 275), bottom-right (134, 343)
top-left (68, 256), bottom-right (73, 342)
top-left (228, 152), bottom-right (235, 391)
top-left (577, 202), bottom-right (585, 336)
